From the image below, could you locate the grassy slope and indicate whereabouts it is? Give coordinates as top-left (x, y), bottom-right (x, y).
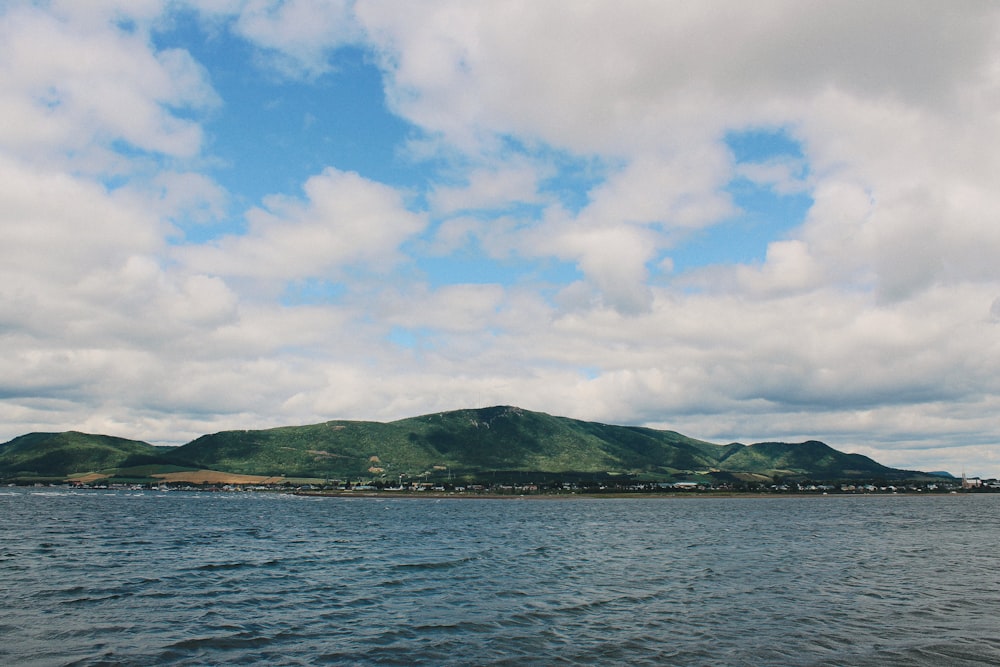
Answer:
top-left (0, 432), bottom-right (167, 479)
top-left (165, 406), bottom-right (715, 479)
top-left (719, 440), bottom-right (898, 479)
top-left (168, 406), bottom-right (730, 479)
top-left (168, 406), bottom-right (902, 481)
top-left (2, 406), bottom-right (920, 483)
top-left (167, 420), bottom-right (429, 478)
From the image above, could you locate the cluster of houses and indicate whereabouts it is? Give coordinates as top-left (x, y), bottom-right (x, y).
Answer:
top-left (21, 475), bottom-right (1000, 494)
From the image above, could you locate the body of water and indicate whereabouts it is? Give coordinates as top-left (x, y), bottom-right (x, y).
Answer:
top-left (2, 489), bottom-right (998, 665)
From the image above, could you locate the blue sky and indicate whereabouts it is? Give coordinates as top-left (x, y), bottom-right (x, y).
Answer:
top-left (158, 11), bottom-right (809, 275)
top-left (3, 1), bottom-right (1000, 477)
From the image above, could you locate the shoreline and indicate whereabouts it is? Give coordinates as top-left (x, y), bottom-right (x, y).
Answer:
top-left (292, 490), bottom-right (974, 500)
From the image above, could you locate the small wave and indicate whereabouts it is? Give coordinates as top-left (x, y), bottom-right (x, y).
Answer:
top-left (192, 562), bottom-right (253, 572)
top-left (391, 555), bottom-right (478, 571)
top-left (411, 619), bottom-right (500, 635)
top-left (5, 491), bottom-right (1000, 667)
top-left (166, 632), bottom-right (274, 652)
top-left (60, 593), bottom-right (124, 606)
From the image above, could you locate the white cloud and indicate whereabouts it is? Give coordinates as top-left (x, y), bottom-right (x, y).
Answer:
top-left (233, 0), bottom-right (361, 78)
top-left (357, 0), bottom-right (1000, 311)
top-left (147, 171), bottom-right (230, 228)
top-left (178, 168), bottom-right (426, 284)
top-left (429, 160), bottom-right (545, 215)
top-left (359, 1), bottom-right (998, 152)
top-left (0, 157), bottom-right (163, 284)
top-left (543, 223), bottom-right (659, 314)
top-left (578, 152), bottom-right (736, 230)
top-left (735, 157), bottom-right (810, 195)
top-left (378, 283), bottom-right (506, 333)
top-left (0, 3), bottom-right (216, 170)
top-left (733, 240), bottom-right (824, 296)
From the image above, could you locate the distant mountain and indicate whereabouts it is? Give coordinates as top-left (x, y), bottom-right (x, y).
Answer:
top-left (0, 431), bottom-right (167, 480)
top-left (0, 406), bottom-right (930, 484)
top-left (716, 440), bottom-right (897, 480)
top-left (168, 405), bottom-right (724, 480)
top-left (166, 405), bottom-right (916, 483)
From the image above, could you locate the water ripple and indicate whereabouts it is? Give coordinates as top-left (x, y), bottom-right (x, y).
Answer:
top-left (2, 492), bottom-right (1000, 665)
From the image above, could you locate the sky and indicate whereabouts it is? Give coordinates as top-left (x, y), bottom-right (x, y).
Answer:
top-left (3, 0), bottom-right (1000, 477)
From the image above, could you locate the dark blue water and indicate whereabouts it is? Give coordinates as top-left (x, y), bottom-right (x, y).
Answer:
top-left (2, 490), bottom-right (999, 666)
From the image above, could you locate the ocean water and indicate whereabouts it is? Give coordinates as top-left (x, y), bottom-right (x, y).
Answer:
top-left (1, 490), bottom-right (998, 666)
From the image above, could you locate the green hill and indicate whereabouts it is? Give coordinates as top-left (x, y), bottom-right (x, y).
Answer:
top-left (167, 419), bottom-right (413, 478)
top-left (163, 406), bottom-right (723, 481)
top-left (164, 406), bottom-right (914, 483)
top-left (0, 406), bottom-right (925, 484)
top-left (717, 440), bottom-right (897, 480)
top-left (388, 406), bottom-right (722, 476)
top-left (0, 431), bottom-right (168, 481)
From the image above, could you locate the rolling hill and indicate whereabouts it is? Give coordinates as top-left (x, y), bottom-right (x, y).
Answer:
top-left (0, 431), bottom-right (170, 481)
top-left (167, 405), bottom-right (727, 480)
top-left (1, 406), bottom-right (926, 484)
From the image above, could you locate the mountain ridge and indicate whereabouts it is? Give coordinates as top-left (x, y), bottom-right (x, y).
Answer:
top-left (0, 405), bottom-right (931, 484)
